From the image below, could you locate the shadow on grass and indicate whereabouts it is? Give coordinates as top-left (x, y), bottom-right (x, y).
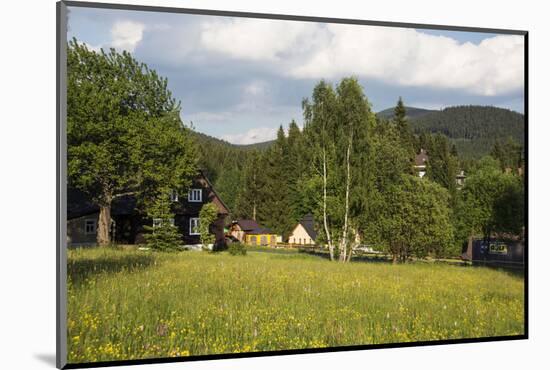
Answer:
top-left (68, 252), bottom-right (157, 285)
top-left (473, 263), bottom-right (526, 278)
top-left (299, 249), bottom-right (393, 263)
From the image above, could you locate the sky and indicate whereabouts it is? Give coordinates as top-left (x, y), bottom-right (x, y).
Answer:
top-left (67, 6), bottom-right (525, 145)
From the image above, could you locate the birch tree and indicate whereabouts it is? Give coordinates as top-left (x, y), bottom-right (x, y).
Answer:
top-left (303, 81), bottom-right (338, 260)
top-left (303, 78), bottom-right (374, 262)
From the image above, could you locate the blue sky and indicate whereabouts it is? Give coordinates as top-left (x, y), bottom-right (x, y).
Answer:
top-left (67, 6), bottom-right (525, 145)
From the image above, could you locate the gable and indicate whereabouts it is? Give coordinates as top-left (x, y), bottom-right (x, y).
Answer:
top-left (289, 223), bottom-right (315, 240)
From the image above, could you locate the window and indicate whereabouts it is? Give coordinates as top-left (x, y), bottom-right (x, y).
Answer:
top-left (84, 219), bottom-right (96, 235)
top-left (189, 217), bottom-right (200, 235)
top-left (188, 188), bottom-right (202, 202)
top-left (170, 190), bottom-right (178, 202)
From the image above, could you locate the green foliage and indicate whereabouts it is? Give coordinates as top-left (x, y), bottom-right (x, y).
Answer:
top-left (228, 243), bottom-right (247, 256)
top-left (426, 134), bottom-right (459, 197)
top-left (198, 203), bottom-right (218, 249)
top-left (67, 249), bottom-right (524, 362)
top-left (392, 97), bottom-right (416, 167)
top-left (455, 156), bottom-right (525, 241)
top-left (233, 150), bottom-right (266, 221)
top-left (143, 193), bottom-right (182, 251)
top-left (490, 137), bottom-right (524, 172)
top-left (367, 175), bottom-right (455, 261)
top-left (302, 78), bottom-right (376, 260)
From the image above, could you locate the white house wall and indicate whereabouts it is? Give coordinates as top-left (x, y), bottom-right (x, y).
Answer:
top-left (288, 224), bottom-right (315, 245)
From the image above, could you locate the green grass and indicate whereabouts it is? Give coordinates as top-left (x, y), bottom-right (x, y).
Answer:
top-left (67, 247), bottom-right (524, 363)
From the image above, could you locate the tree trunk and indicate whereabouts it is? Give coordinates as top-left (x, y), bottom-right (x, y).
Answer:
top-left (322, 149), bottom-right (334, 261)
top-left (339, 133), bottom-right (353, 263)
top-left (346, 228), bottom-right (358, 263)
top-left (97, 202), bottom-right (112, 246)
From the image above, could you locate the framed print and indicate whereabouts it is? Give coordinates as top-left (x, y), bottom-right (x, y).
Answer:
top-left (57, 1), bottom-right (527, 368)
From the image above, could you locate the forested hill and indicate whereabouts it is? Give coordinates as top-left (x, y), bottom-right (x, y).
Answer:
top-left (408, 105), bottom-right (524, 158)
top-left (377, 106), bottom-right (436, 120)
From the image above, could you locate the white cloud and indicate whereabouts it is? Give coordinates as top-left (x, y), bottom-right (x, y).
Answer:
top-left (221, 127), bottom-right (278, 145)
top-left (200, 18), bottom-right (321, 62)
top-left (198, 19), bottom-right (524, 96)
top-left (110, 20), bottom-right (145, 53)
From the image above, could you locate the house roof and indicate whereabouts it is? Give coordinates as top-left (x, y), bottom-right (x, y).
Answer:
top-left (233, 219), bottom-right (260, 231)
top-left (232, 219), bottom-right (274, 234)
top-left (415, 149), bottom-right (428, 166)
top-left (299, 214), bottom-right (318, 240)
top-left (247, 227), bottom-right (275, 235)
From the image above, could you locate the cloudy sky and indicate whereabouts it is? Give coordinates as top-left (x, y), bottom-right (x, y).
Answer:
top-left (67, 6), bottom-right (525, 145)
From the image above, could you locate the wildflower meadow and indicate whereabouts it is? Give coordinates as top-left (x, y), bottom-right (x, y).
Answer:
top-left (67, 247), bottom-right (524, 363)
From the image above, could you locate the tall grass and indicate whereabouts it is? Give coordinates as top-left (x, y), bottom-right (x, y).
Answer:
top-left (67, 248), bottom-right (524, 363)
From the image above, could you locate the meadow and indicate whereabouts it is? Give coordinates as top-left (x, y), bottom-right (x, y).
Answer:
top-left (67, 247), bottom-right (524, 363)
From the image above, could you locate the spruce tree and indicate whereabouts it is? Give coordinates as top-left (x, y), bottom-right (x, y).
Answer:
top-left (143, 192), bottom-right (182, 251)
top-left (392, 97), bottom-right (415, 171)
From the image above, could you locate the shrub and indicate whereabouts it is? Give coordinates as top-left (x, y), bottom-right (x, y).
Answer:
top-left (228, 243), bottom-right (247, 256)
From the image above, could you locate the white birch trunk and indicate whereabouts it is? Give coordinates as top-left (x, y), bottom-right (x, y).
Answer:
top-left (322, 148), bottom-right (334, 261)
top-left (339, 133), bottom-right (353, 262)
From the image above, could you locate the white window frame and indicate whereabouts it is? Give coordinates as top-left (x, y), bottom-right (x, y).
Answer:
top-left (189, 217), bottom-right (201, 235)
top-left (188, 188), bottom-right (202, 203)
top-left (170, 190), bottom-right (178, 202)
top-left (84, 219), bottom-right (97, 235)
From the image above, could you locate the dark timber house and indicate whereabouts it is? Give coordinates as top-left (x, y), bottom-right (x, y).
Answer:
top-left (67, 171), bottom-right (230, 249)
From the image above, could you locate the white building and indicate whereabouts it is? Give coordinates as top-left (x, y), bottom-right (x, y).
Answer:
top-left (288, 214), bottom-right (317, 245)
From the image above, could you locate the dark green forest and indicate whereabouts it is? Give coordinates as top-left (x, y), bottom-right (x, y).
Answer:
top-left (409, 106), bottom-right (524, 158)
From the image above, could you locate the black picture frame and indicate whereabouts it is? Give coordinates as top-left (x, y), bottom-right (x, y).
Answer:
top-left (57, 1), bottom-right (528, 368)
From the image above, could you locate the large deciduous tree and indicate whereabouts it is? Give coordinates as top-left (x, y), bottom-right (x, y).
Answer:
top-left (67, 39), bottom-right (196, 245)
top-left (373, 175), bottom-right (454, 262)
